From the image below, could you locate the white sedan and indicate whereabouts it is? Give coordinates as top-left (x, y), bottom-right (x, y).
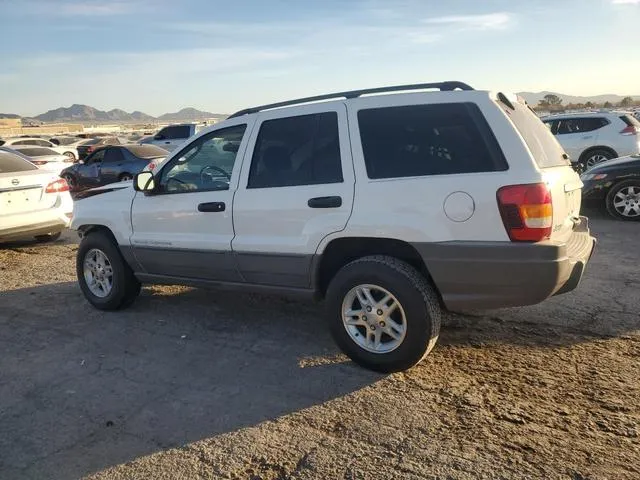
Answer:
top-left (0, 150), bottom-right (73, 243)
top-left (6, 145), bottom-right (74, 175)
top-left (0, 137), bottom-right (79, 160)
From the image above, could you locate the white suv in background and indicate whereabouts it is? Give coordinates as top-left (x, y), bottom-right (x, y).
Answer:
top-left (70, 82), bottom-right (595, 372)
top-left (541, 112), bottom-right (640, 170)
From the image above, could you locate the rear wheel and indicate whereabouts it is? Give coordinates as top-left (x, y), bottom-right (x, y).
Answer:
top-left (606, 180), bottom-right (640, 221)
top-left (77, 231), bottom-right (141, 310)
top-left (580, 149), bottom-right (615, 171)
top-left (325, 255), bottom-right (441, 373)
top-left (35, 232), bottom-right (62, 242)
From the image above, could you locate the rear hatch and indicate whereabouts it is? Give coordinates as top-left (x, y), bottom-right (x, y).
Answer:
top-left (497, 94), bottom-right (582, 243)
top-left (0, 169), bottom-right (58, 216)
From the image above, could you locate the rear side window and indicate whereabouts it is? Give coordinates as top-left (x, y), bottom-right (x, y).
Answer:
top-left (104, 148), bottom-right (125, 163)
top-left (358, 103), bottom-right (507, 179)
top-left (164, 126), bottom-right (191, 139)
top-left (0, 152), bottom-right (37, 172)
top-left (556, 117), bottom-right (608, 134)
top-left (501, 100), bottom-right (569, 168)
top-left (248, 112), bottom-right (343, 188)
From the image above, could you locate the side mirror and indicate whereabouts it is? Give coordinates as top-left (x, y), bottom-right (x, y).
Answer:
top-left (134, 171), bottom-right (156, 192)
top-left (153, 134), bottom-right (164, 140)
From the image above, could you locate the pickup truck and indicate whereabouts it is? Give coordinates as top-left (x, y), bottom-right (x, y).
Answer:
top-left (141, 123), bottom-right (204, 152)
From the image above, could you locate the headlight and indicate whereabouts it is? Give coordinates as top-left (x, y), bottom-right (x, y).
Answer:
top-left (581, 173), bottom-right (608, 181)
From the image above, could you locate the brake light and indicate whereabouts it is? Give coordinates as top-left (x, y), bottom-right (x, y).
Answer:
top-left (148, 162), bottom-right (156, 170)
top-left (45, 178), bottom-right (69, 193)
top-left (31, 160), bottom-right (47, 166)
top-left (620, 125), bottom-right (638, 136)
top-left (497, 183), bottom-right (553, 242)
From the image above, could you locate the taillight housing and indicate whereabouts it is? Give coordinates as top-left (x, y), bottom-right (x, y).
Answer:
top-left (45, 178), bottom-right (70, 193)
top-left (620, 125), bottom-right (638, 136)
top-left (497, 183), bottom-right (553, 242)
top-left (31, 160), bottom-right (47, 166)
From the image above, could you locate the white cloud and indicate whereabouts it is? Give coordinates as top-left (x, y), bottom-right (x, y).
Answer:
top-left (424, 12), bottom-right (513, 30)
top-left (19, 1), bottom-right (144, 16)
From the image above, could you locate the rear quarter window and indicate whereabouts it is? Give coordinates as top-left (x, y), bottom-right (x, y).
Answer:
top-left (500, 101), bottom-right (570, 168)
top-left (357, 102), bottom-right (507, 179)
top-left (0, 152), bottom-right (37, 172)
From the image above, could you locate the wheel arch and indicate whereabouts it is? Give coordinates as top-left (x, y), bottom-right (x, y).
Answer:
top-left (313, 237), bottom-right (441, 302)
top-left (579, 146), bottom-right (618, 163)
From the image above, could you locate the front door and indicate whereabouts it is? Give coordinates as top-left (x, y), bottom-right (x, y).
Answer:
top-left (231, 104), bottom-right (355, 288)
top-left (130, 119), bottom-right (253, 281)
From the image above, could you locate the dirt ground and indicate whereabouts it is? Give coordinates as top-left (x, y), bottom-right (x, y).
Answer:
top-left (0, 207), bottom-right (638, 480)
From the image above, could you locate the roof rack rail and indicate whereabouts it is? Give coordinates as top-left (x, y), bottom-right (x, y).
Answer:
top-left (228, 81), bottom-right (474, 118)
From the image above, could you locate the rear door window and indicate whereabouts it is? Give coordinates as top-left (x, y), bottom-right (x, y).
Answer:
top-left (103, 148), bottom-right (125, 163)
top-left (247, 112), bottom-right (343, 188)
top-left (357, 103), bottom-right (507, 179)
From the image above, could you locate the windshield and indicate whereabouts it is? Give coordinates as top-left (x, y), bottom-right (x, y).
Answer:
top-left (16, 147), bottom-right (59, 157)
top-left (0, 152), bottom-right (38, 172)
top-left (80, 138), bottom-right (101, 146)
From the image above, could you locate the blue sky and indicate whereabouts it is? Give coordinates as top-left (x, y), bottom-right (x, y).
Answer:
top-left (1, 0), bottom-right (639, 116)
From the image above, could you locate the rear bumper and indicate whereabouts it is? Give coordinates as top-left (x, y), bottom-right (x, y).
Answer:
top-left (412, 216), bottom-right (596, 311)
top-left (0, 218), bottom-right (67, 242)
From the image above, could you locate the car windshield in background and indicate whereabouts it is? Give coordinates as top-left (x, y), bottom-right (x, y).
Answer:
top-left (80, 138), bottom-right (102, 146)
top-left (125, 145), bottom-right (168, 158)
top-left (0, 152), bottom-right (37, 172)
top-left (17, 147), bottom-right (59, 157)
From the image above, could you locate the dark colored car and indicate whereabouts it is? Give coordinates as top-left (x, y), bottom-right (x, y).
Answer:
top-left (60, 144), bottom-right (167, 191)
top-left (581, 155), bottom-right (640, 221)
top-left (76, 137), bottom-right (122, 160)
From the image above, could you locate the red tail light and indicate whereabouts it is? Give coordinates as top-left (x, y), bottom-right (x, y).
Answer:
top-left (31, 160), bottom-right (48, 166)
top-left (620, 125), bottom-right (638, 136)
top-left (497, 183), bottom-right (553, 242)
top-left (45, 178), bottom-right (69, 193)
top-left (147, 162), bottom-right (156, 170)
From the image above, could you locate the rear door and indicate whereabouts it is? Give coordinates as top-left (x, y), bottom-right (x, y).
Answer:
top-left (232, 104), bottom-right (354, 288)
top-left (501, 98), bottom-right (582, 243)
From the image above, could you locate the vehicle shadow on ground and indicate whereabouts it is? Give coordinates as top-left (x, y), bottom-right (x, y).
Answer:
top-left (0, 282), bottom-right (381, 479)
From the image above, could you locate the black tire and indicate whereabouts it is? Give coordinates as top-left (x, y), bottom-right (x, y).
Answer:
top-left (76, 231), bottom-right (141, 310)
top-left (605, 180), bottom-right (640, 221)
top-left (34, 231), bottom-right (62, 242)
top-left (325, 255), bottom-right (441, 373)
top-left (579, 148), bottom-right (615, 171)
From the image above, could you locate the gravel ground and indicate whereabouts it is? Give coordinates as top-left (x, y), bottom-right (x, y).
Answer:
top-left (0, 208), bottom-right (638, 480)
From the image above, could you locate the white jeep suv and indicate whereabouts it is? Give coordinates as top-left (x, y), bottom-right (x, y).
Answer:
top-left (70, 82), bottom-right (595, 372)
top-left (541, 111), bottom-right (640, 171)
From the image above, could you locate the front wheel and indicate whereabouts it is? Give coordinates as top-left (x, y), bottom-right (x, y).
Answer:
top-left (325, 255), bottom-right (441, 373)
top-left (77, 231), bottom-right (141, 310)
top-left (63, 152), bottom-right (76, 161)
top-left (606, 180), bottom-right (640, 221)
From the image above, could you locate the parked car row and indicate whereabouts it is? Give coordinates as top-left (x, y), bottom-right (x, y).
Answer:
top-left (541, 111), bottom-right (640, 172)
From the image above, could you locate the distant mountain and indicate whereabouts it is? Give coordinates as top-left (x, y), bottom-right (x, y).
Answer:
top-left (31, 104), bottom-right (223, 123)
top-left (157, 107), bottom-right (224, 122)
top-left (518, 91), bottom-right (640, 106)
top-left (0, 113), bottom-right (21, 119)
